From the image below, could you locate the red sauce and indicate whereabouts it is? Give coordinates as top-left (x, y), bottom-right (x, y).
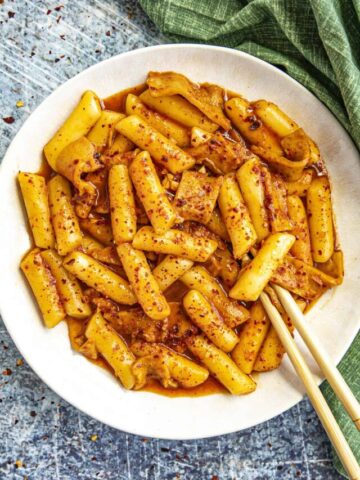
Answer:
top-left (103, 83), bottom-right (147, 113)
top-left (224, 89), bottom-right (242, 101)
top-left (142, 377), bottom-right (227, 397)
top-left (163, 280), bottom-right (189, 302)
top-left (37, 157), bottom-right (53, 179)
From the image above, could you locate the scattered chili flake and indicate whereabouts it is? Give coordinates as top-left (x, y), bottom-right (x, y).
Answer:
top-left (211, 476), bottom-right (219, 480)
top-left (55, 5), bottom-right (64, 11)
top-left (46, 9), bottom-right (52, 15)
top-left (3, 117), bottom-right (15, 124)
top-left (30, 410), bottom-right (37, 417)
top-left (16, 358), bottom-right (24, 366)
top-left (105, 30), bottom-right (111, 37)
top-left (14, 460), bottom-right (23, 469)
top-left (16, 101), bottom-right (24, 108)
top-left (56, 15), bottom-right (62, 23)
top-left (60, 34), bottom-right (66, 40)
top-left (2, 368), bottom-right (12, 376)
top-left (8, 11), bottom-right (15, 18)
top-left (90, 434), bottom-right (98, 442)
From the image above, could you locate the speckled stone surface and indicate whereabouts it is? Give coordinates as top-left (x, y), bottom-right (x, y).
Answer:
top-left (0, 1), bottom-right (344, 479)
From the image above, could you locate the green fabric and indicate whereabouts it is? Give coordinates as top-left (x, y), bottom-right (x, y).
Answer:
top-left (322, 332), bottom-right (360, 476)
top-left (139, 0), bottom-right (360, 477)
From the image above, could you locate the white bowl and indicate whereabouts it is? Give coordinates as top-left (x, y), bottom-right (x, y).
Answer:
top-left (1, 44), bottom-right (359, 440)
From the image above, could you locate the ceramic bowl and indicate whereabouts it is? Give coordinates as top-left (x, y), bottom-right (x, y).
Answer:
top-left (1, 44), bottom-right (359, 440)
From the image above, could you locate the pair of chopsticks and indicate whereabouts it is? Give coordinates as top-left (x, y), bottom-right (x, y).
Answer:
top-left (260, 285), bottom-right (360, 480)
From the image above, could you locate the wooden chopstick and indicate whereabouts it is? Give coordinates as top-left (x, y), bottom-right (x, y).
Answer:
top-left (273, 284), bottom-right (360, 431)
top-left (260, 291), bottom-right (360, 480)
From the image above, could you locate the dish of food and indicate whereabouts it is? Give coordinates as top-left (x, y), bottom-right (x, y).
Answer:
top-left (1, 45), bottom-right (359, 439)
top-left (17, 68), bottom-right (344, 398)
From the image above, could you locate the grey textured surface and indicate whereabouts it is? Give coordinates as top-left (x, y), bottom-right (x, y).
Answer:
top-left (0, 1), bottom-right (343, 479)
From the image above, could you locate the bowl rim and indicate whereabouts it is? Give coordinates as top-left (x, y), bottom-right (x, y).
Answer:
top-left (1, 43), bottom-right (359, 440)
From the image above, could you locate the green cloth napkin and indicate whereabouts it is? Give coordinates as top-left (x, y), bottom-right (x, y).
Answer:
top-left (323, 332), bottom-right (360, 476)
top-left (139, 0), bottom-right (360, 476)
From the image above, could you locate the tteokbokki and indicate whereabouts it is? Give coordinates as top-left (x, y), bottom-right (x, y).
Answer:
top-left (18, 71), bottom-right (343, 396)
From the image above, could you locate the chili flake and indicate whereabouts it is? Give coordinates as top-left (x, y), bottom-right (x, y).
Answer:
top-left (3, 117), bottom-right (15, 124)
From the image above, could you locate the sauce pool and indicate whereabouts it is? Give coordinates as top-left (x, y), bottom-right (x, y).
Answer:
top-left (143, 377), bottom-right (227, 397)
top-left (103, 83), bottom-right (147, 113)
